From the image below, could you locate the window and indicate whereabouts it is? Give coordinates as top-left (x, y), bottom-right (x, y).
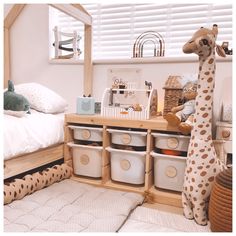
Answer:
top-left (49, 4), bottom-right (232, 60)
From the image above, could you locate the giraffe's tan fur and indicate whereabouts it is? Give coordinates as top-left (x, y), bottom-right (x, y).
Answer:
top-left (182, 24), bottom-right (226, 225)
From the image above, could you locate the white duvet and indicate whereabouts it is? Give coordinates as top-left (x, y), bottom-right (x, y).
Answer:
top-left (4, 109), bottom-right (64, 160)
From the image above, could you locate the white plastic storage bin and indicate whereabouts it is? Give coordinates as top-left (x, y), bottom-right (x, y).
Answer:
top-left (152, 133), bottom-right (190, 152)
top-left (69, 125), bottom-right (103, 142)
top-left (151, 151), bottom-right (186, 192)
top-left (68, 142), bottom-right (103, 178)
top-left (106, 147), bottom-right (146, 185)
top-left (107, 129), bottom-right (147, 146)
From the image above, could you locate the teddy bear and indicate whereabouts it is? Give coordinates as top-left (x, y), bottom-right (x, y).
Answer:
top-left (165, 81), bottom-right (197, 135)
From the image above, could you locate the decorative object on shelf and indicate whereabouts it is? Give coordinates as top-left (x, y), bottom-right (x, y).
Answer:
top-left (165, 81), bottom-right (197, 135)
top-left (101, 88), bottom-right (157, 120)
top-left (53, 26), bottom-right (81, 59)
top-left (181, 24), bottom-right (226, 226)
top-left (163, 75), bottom-right (183, 118)
top-left (208, 167), bottom-right (232, 232)
top-left (76, 95), bottom-right (95, 115)
top-left (133, 31), bottom-right (165, 58)
top-left (221, 41), bottom-right (233, 55)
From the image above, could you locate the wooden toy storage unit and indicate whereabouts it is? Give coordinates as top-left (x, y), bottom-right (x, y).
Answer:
top-left (64, 114), bottom-right (186, 207)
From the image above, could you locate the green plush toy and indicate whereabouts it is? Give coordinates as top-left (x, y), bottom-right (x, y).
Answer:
top-left (4, 80), bottom-right (30, 113)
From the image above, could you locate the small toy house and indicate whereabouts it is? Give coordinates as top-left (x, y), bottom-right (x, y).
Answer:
top-left (163, 76), bottom-right (183, 118)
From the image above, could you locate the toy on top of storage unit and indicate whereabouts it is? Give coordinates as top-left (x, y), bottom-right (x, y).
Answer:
top-left (101, 70), bottom-right (157, 120)
top-left (165, 81), bottom-right (197, 135)
top-left (76, 94), bottom-right (95, 115)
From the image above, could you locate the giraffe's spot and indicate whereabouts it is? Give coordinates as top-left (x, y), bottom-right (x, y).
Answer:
top-left (192, 178), bottom-right (195, 182)
top-left (200, 202), bottom-right (205, 206)
top-left (197, 166), bottom-right (203, 170)
top-left (14, 191), bottom-right (17, 198)
top-left (204, 71), bottom-right (210, 75)
top-left (194, 143), bottom-right (198, 147)
top-left (192, 160), bottom-right (196, 164)
top-left (206, 165), bottom-right (210, 168)
top-left (213, 168), bottom-right (217, 173)
top-left (208, 58), bottom-right (214, 64)
top-left (206, 124), bottom-right (210, 127)
top-left (193, 197), bottom-right (197, 201)
top-left (201, 154), bottom-right (208, 159)
top-left (187, 167), bottom-right (193, 173)
top-left (202, 113), bottom-right (208, 118)
top-left (205, 95), bottom-right (211, 101)
top-left (199, 66), bottom-right (202, 71)
top-left (200, 149), bottom-right (205, 152)
top-left (208, 135), bottom-right (212, 140)
top-left (198, 84), bottom-right (201, 89)
top-left (203, 90), bottom-right (208, 93)
top-left (190, 186), bottom-right (193, 191)
top-left (208, 176), bottom-right (214, 182)
top-left (200, 107), bottom-right (206, 111)
top-left (207, 77), bottom-right (213, 83)
top-left (21, 184), bottom-right (24, 189)
top-left (209, 158), bottom-right (215, 164)
top-left (201, 189), bottom-right (206, 195)
top-left (195, 214), bottom-right (199, 218)
top-left (200, 130), bottom-right (206, 135)
top-left (200, 171), bottom-right (207, 176)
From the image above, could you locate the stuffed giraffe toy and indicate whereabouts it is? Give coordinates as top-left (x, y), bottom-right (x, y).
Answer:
top-left (182, 24), bottom-right (226, 225)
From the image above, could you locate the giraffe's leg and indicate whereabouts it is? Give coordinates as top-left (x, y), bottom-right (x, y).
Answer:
top-left (182, 192), bottom-right (193, 219)
top-left (192, 200), bottom-right (208, 226)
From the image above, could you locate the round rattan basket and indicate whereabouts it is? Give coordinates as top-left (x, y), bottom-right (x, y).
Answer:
top-left (208, 167), bottom-right (232, 232)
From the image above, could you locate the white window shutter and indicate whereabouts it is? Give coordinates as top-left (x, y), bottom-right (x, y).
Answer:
top-left (49, 4), bottom-right (232, 59)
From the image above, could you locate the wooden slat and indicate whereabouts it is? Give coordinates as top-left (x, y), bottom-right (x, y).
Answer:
top-left (4, 28), bottom-right (10, 88)
top-left (84, 24), bottom-right (93, 96)
top-left (147, 186), bottom-right (182, 207)
top-left (144, 170), bottom-right (154, 192)
top-left (4, 4), bottom-right (25, 29)
top-left (145, 129), bottom-right (154, 173)
top-left (50, 4), bottom-right (92, 25)
top-left (4, 144), bottom-right (64, 179)
top-left (65, 114), bottom-right (179, 132)
top-left (102, 164), bottom-right (110, 184)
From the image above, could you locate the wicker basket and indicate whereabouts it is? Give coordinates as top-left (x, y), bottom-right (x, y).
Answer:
top-left (208, 167), bottom-right (232, 232)
top-left (163, 76), bottom-right (183, 117)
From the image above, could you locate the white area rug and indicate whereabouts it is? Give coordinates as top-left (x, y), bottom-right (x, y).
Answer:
top-left (4, 179), bottom-right (144, 232)
top-left (119, 206), bottom-right (211, 232)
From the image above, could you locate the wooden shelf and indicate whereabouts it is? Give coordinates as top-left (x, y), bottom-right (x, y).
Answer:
top-left (65, 113), bottom-right (179, 132)
top-left (147, 186), bottom-right (182, 208)
top-left (64, 113), bottom-right (183, 208)
top-left (103, 180), bottom-right (146, 195)
top-left (70, 174), bottom-right (103, 186)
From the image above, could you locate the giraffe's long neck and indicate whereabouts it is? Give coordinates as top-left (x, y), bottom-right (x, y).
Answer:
top-left (192, 51), bottom-right (216, 140)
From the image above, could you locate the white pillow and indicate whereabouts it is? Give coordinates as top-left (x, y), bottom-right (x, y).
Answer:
top-left (4, 110), bottom-right (28, 117)
top-left (15, 83), bottom-right (68, 114)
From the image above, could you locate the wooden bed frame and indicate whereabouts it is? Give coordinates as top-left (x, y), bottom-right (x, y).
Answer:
top-left (4, 4), bottom-right (92, 179)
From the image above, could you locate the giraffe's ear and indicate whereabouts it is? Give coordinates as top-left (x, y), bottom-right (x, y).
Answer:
top-left (216, 44), bottom-right (226, 57)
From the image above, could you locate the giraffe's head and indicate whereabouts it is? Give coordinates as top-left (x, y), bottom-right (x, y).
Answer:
top-left (183, 24), bottom-right (225, 58)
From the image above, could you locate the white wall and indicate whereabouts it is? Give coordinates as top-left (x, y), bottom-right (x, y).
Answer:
top-left (7, 4), bottom-right (232, 135)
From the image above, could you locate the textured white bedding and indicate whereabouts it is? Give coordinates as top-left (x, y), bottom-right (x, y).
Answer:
top-left (119, 206), bottom-right (211, 232)
top-left (4, 109), bottom-right (64, 160)
top-left (4, 179), bottom-right (144, 232)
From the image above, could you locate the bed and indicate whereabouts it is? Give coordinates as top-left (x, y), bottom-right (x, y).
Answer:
top-left (4, 82), bottom-right (67, 180)
top-left (4, 4), bottom-right (92, 180)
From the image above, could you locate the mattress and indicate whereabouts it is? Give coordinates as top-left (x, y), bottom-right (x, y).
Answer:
top-left (4, 179), bottom-right (144, 232)
top-left (4, 109), bottom-right (64, 160)
top-left (119, 206), bottom-right (211, 232)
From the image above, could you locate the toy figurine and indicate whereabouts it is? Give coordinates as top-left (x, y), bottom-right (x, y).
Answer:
top-left (165, 81), bottom-right (197, 135)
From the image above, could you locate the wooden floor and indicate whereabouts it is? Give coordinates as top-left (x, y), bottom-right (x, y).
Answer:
top-left (142, 202), bottom-right (183, 215)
